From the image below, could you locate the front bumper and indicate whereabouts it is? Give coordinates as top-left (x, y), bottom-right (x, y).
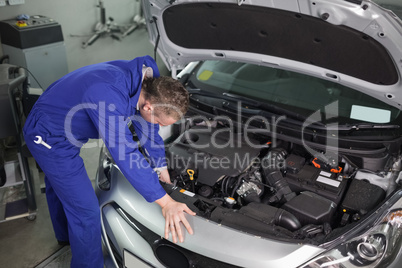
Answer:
top-left (96, 165), bottom-right (324, 268)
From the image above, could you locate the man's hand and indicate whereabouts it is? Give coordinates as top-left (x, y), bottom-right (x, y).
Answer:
top-left (158, 168), bottom-right (171, 184)
top-left (155, 194), bottom-right (196, 243)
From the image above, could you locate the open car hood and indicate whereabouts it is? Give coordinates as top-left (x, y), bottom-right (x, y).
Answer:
top-left (142, 0), bottom-right (402, 109)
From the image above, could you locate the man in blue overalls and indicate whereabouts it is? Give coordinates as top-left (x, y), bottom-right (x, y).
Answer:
top-left (23, 55), bottom-right (195, 267)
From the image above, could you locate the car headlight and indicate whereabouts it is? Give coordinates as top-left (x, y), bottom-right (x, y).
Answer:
top-left (302, 191), bottom-right (402, 268)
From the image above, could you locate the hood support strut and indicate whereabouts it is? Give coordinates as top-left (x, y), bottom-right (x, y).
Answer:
top-left (151, 16), bottom-right (161, 66)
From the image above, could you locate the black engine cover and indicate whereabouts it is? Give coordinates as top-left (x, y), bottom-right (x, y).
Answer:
top-left (166, 126), bottom-right (261, 186)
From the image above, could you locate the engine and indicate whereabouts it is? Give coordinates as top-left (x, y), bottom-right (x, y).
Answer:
top-left (165, 125), bottom-right (395, 239)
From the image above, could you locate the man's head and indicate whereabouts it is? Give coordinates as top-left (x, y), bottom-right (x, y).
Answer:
top-left (139, 76), bottom-right (189, 125)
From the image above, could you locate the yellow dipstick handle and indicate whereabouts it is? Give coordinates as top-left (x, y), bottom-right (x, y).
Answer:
top-left (187, 169), bottom-right (195, 181)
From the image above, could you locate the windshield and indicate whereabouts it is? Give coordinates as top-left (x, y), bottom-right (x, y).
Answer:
top-left (371, 0), bottom-right (402, 19)
top-left (188, 60), bottom-right (401, 125)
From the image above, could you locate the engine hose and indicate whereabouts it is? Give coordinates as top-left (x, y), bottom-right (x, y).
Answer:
top-left (264, 170), bottom-right (296, 203)
top-left (274, 209), bottom-right (301, 231)
top-left (263, 147), bottom-right (288, 171)
top-left (221, 176), bottom-right (231, 195)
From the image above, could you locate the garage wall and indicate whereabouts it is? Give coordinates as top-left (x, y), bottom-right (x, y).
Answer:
top-left (0, 0), bottom-right (167, 74)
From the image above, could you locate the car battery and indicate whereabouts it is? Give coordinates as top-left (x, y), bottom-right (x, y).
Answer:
top-left (283, 154), bottom-right (347, 204)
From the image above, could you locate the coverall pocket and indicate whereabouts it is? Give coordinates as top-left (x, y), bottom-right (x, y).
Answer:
top-left (23, 109), bottom-right (82, 177)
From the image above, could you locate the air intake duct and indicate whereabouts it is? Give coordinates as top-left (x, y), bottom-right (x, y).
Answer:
top-left (262, 149), bottom-right (296, 203)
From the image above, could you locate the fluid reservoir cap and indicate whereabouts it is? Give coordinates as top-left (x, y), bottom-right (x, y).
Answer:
top-left (225, 197), bottom-right (236, 205)
top-left (198, 185), bottom-right (213, 197)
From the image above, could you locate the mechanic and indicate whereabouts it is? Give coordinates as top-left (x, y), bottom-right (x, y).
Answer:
top-left (23, 55), bottom-right (195, 267)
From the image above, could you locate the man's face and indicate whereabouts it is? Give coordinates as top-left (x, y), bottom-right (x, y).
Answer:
top-left (140, 108), bottom-right (177, 127)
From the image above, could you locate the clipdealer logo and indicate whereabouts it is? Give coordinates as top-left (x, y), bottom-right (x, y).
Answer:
top-left (63, 100), bottom-right (339, 169)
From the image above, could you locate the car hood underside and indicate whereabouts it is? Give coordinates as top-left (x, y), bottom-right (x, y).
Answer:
top-left (143, 0), bottom-right (402, 108)
top-left (163, 2), bottom-right (396, 85)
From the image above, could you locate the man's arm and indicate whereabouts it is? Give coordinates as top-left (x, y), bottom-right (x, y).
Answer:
top-left (84, 84), bottom-right (195, 242)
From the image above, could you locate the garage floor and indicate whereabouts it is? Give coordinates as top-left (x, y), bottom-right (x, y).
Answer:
top-left (0, 26), bottom-right (167, 268)
top-left (1, 141), bottom-right (153, 268)
top-left (0, 142), bottom-right (104, 267)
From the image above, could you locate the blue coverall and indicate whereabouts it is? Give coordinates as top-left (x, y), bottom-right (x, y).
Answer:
top-left (23, 56), bottom-right (167, 267)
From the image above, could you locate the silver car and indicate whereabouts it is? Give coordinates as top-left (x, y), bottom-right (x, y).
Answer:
top-left (96, 0), bottom-right (402, 267)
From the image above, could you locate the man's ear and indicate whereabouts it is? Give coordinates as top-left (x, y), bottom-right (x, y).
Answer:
top-left (142, 101), bottom-right (154, 112)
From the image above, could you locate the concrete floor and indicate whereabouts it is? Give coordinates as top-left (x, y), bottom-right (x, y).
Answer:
top-left (0, 141), bottom-right (101, 267)
top-left (1, 140), bottom-right (154, 268)
top-left (0, 26), bottom-right (169, 267)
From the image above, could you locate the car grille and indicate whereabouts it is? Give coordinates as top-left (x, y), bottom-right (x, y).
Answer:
top-left (113, 203), bottom-right (242, 268)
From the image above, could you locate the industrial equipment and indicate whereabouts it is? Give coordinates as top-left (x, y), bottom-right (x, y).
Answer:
top-left (0, 15), bottom-right (68, 89)
top-left (0, 63), bottom-right (38, 222)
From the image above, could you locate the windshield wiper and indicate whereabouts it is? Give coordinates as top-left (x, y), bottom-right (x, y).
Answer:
top-left (337, 123), bottom-right (400, 131)
top-left (221, 92), bottom-right (310, 122)
top-left (188, 89), bottom-right (324, 125)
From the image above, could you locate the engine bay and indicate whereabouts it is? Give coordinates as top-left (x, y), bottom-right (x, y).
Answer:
top-left (164, 122), bottom-right (400, 242)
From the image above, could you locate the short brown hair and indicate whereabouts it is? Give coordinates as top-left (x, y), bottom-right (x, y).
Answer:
top-left (141, 76), bottom-right (189, 120)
